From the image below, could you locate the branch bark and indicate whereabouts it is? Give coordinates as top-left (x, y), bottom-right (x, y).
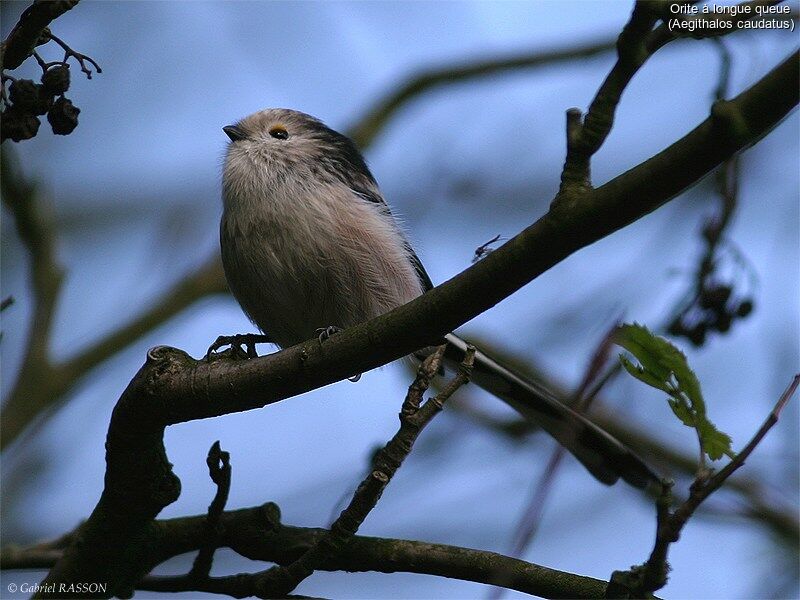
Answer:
top-left (5, 504), bottom-right (617, 599)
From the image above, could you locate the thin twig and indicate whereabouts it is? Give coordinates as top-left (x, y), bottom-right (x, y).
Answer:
top-left (555, 0), bottom-right (778, 206)
top-left (556, 2), bottom-right (659, 200)
top-left (188, 441), bottom-right (232, 580)
top-left (678, 374), bottom-right (799, 512)
top-left (626, 374), bottom-right (800, 595)
top-left (45, 32), bottom-right (101, 78)
top-left (0, 152), bottom-right (66, 450)
top-left (249, 345), bottom-right (472, 598)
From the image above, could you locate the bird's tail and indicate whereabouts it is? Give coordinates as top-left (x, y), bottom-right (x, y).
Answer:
top-left (441, 333), bottom-right (659, 489)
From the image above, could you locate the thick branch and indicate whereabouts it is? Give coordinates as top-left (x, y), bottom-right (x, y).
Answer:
top-left (4, 505), bottom-right (614, 599)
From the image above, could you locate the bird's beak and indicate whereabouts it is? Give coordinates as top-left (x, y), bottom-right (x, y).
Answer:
top-left (223, 125), bottom-right (246, 142)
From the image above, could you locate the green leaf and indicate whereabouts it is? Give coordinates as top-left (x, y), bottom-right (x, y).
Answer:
top-left (699, 421), bottom-right (735, 460)
top-left (619, 355), bottom-right (673, 393)
top-left (668, 397), bottom-right (696, 428)
top-left (615, 323), bottom-right (675, 381)
top-left (615, 322), bottom-right (735, 462)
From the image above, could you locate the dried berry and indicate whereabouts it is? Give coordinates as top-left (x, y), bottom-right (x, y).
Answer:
top-left (42, 65), bottom-right (71, 95)
top-left (10, 79), bottom-right (54, 115)
top-left (667, 318), bottom-right (687, 337)
top-left (47, 96), bottom-right (80, 135)
top-left (1, 107), bottom-right (41, 142)
top-left (687, 324), bottom-right (707, 347)
top-left (700, 284), bottom-right (732, 309)
top-left (8, 79), bottom-right (39, 110)
top-left (736, 299), bottom-right (754, 318)
top-left (715, 312), bottom-right (732, 333)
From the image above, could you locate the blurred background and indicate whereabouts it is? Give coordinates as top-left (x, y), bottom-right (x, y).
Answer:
top-left (1, 1), bottom-right (798, 598)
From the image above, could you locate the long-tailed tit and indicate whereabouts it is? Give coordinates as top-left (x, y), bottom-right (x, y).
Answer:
top-left (218, 108), bottom-right (657, 489)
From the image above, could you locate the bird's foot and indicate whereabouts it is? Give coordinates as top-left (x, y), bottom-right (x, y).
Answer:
top-left (315, 326), bottom-right (361, 382)
top-left (316, 325), bottom-right (343, 343)
top-left (206, 333), bottom-right (273, 360)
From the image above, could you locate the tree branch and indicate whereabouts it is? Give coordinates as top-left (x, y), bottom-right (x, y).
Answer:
top-left (0, 0), bottom-right (79, 71)
top-left (457, 377), bottom-right (799, 549)
top-left (556, 0), bottom-right (783, 202)
top-left (348, 36), bottom-right (617, 149)
top-left (0, 153), bottom-right (68, 448)
top-left (0, 211), bottom-right (227, 450)
top-left (558, 1), bottom-right (659, 197)
top-left (5, 505), bottom-right (618, 599)
top-left (187, 441), bottom-right (232, 580)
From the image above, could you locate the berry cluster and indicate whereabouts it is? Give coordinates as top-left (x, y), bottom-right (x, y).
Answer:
top-left (2, 65), bottom-right (80, 142)
top-left (668, 282), bottom-right (754, 346)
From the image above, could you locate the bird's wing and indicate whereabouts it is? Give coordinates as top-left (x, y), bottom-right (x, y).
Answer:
top-left (351, 186), bottom-right (434, 293)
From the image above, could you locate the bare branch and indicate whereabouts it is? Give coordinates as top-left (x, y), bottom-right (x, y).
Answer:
top-left (504, 321), bottom-right (621, 571)
top-left (0, 1), bottom-right (79, 71)
top-left (187, 441), bottom-right (232, 580)
top-left (555, 0), bottom-right (785, 204)
top-left (0, 252), bottom-right (227, 450)
top-left (677, 374), bottom-right (799, 514)
top-left (348, 36), bottom-right (617, 149)
top-left (1, 509), bottom-right (615, 599)
top-left (557, 2), bottom-right (660, 199)
top-left (0, 152), bottom-right (67, 449)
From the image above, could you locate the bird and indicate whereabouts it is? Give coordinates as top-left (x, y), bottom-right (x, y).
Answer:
top-left (216, 107), bottom-right (658, 489)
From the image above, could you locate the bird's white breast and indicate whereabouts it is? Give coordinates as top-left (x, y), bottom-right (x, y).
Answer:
top-left (221, 150), bottom-right (424, 348)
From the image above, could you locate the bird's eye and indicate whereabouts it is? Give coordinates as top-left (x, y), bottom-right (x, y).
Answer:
top-left (269, 126), bottom-right (289, 140)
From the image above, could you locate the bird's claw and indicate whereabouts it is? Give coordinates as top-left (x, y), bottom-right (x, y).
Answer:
top-left (316, 325), bottom-right (343, 343)
top-left (315, 326), bottom-right (361, 382)
top-left (205, 333), bottom-right (272, 360)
